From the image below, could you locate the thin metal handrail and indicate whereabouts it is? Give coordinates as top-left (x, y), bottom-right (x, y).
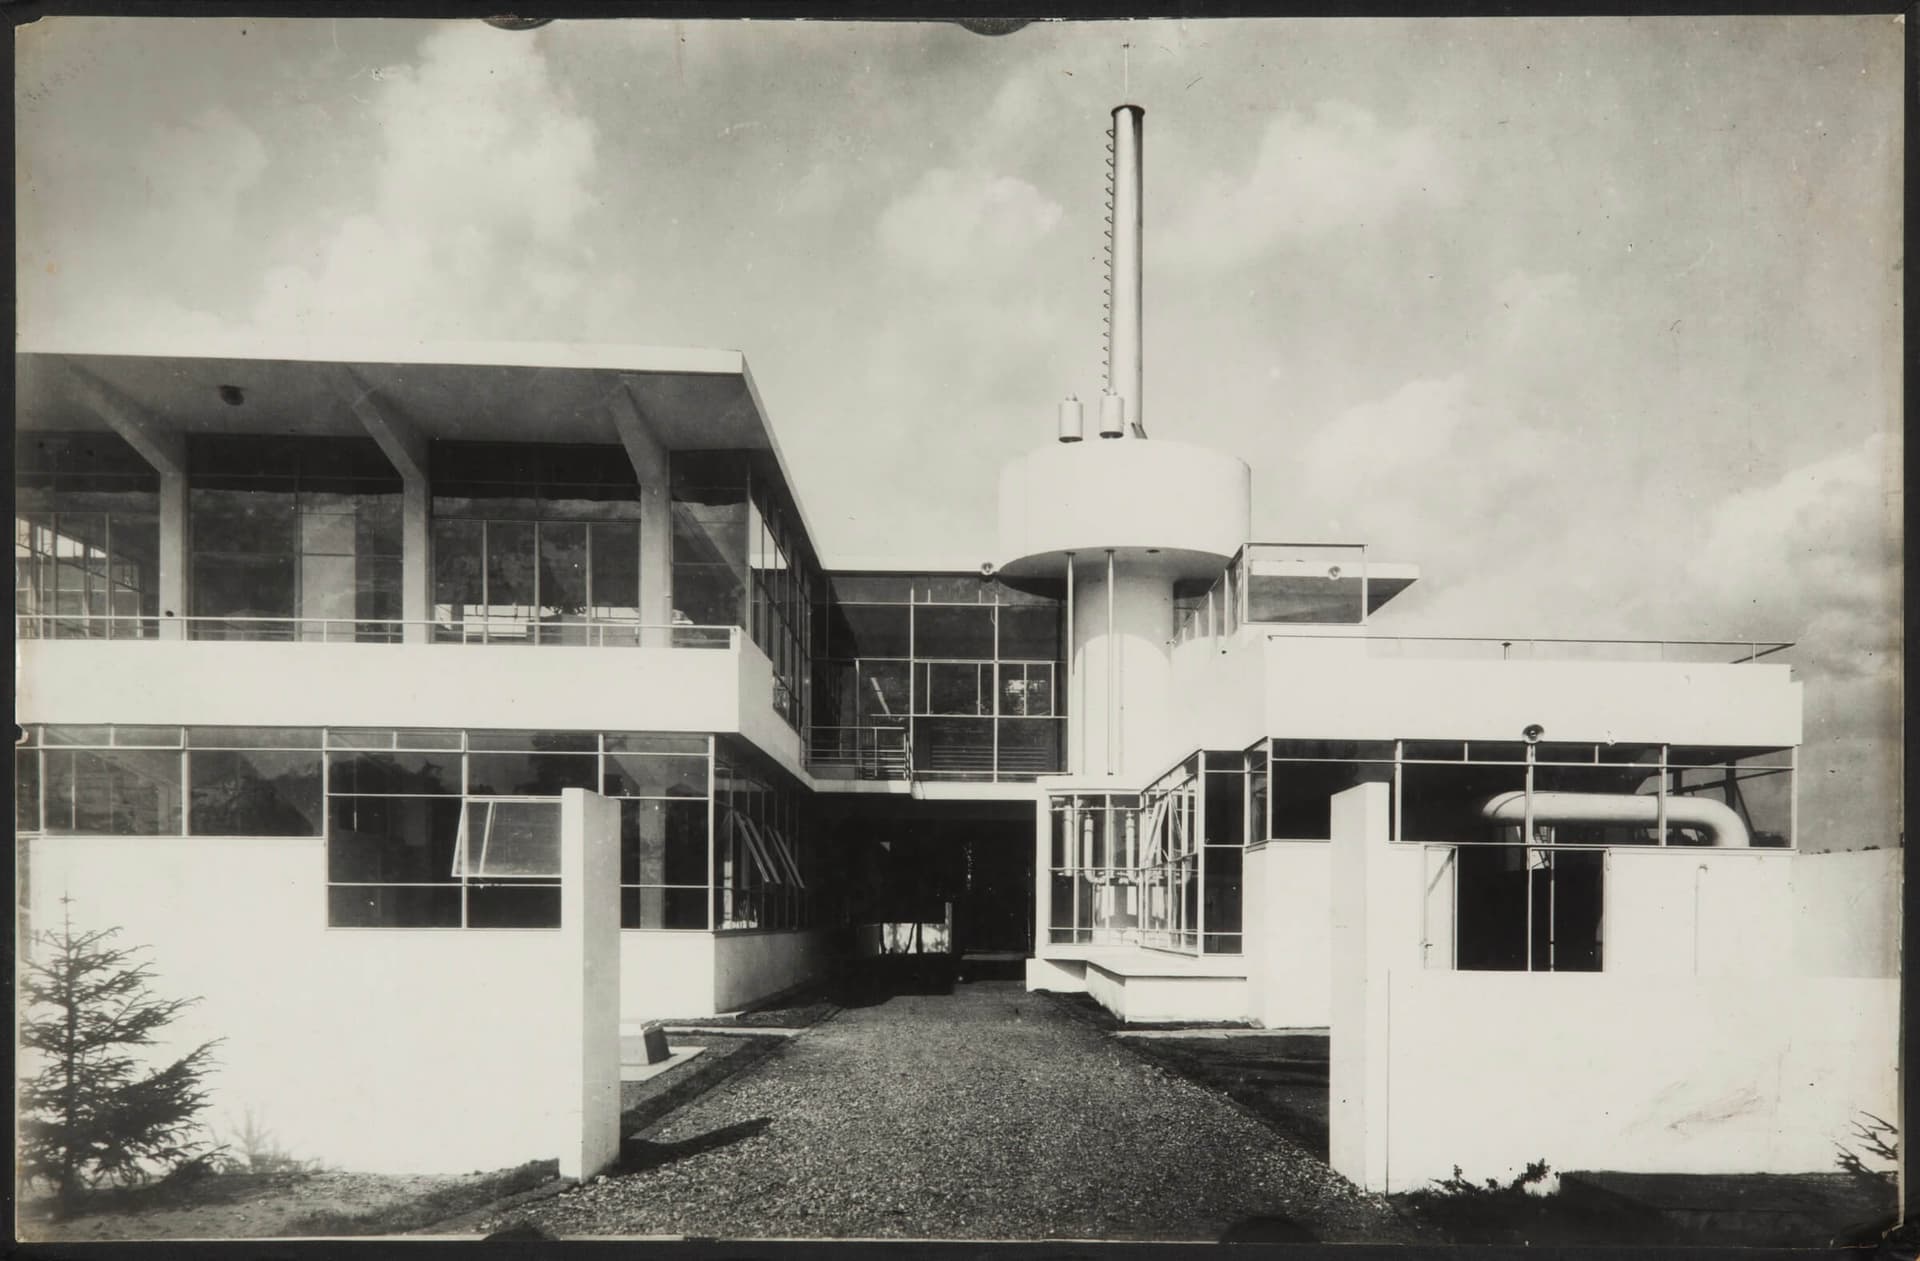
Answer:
top-left (1263, 630), bottom-right (1794, 664)
top-left (14, 612), bottom-right (741, 648)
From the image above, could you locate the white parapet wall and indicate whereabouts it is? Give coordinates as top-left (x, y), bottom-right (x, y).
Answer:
top-left (1242, 841), bottom-right (1333, 1028)
top-left (713, 930), bottom-right (831, 1014)
top-left (1381, 971), bottom-right (1899, 1192)
top-left (1792, 847), bottom-right (1903, 978)
top-left (1265, 647), bottom-right (1803, 748)
top-left (21, 790), bottom-right (624, 1178)
top-left (620, 929), bottom-right (831, 1021)
top-left (1327, 780), bottom-right (1903, 1194)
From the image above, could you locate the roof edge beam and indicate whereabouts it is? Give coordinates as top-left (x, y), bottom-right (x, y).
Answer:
top-left (67, 366), bottom-right (186, 476)
top-left (334, 366), bottom-right (426, 482)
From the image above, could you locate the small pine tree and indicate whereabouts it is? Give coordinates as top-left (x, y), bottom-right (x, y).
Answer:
top-left (18, 900), bottom-right (223, 1217)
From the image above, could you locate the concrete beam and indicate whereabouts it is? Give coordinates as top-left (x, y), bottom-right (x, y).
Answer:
top-left (609, 377), bottom-right (670, 483)
top-left (67, 366), bottom-right (186, 476)
top-left (334, 366), bottom-right (427, 482)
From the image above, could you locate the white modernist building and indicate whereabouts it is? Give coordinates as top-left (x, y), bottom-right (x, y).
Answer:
top-left (14, 106), bottom-right (1898, 1190)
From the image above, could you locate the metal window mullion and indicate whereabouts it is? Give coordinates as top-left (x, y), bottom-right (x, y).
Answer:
top-left (706, 737), bottom-right (717, 929)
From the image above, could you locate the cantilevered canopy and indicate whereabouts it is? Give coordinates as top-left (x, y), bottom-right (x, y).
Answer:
top-left (16, 340), bottom-right (776, 450)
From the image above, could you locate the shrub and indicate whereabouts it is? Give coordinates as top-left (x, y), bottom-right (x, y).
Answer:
top-left (18, 901), bottom-right (224, 1217)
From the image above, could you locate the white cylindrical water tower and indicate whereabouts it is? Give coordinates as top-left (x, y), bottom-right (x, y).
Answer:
top-left (997, 104), bottom-right (1250, 779)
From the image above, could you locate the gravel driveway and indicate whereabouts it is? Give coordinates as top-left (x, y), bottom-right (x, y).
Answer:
top-left (485, 979), bottom-right (1408, 1242)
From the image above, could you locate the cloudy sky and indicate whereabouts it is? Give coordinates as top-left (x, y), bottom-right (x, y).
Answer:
top-left (15, 15), bottom-right (1902, 848)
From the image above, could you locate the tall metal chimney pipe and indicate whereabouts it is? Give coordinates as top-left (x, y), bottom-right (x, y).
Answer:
top-left (1107, 104), bottom-right (1145, 438)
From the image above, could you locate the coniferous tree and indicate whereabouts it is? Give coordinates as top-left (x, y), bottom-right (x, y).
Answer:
top-left (18, 900), bottom-right (222, 1217)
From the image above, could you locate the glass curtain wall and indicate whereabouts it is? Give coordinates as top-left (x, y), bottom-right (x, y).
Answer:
top-left (16, 433), bottom-right (162, 639)
top-left (1174, 543), bottom-right (1373, 642)
top-left (18, 725), bottom-right (822, 935)
top-left (1047, 793), bottom-right (1141, 945)
top-left (1140, 759), bottom-right (1201, 952)
top-left (1262, 738), bottom-right (1791, 847)
top-left (670, 452), bottom-right (819, 730)
top-left (712, 736), bottom-right (811, 930)
top-left (431, 442), bottom-right (642, 645)
top-left (188, 436), bottom-right (403, 641)
top-left (811, 574), bottom-right (1065, 781)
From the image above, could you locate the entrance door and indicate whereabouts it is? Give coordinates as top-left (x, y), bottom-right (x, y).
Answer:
top-left (956, 833), bottom-right (1034, 956)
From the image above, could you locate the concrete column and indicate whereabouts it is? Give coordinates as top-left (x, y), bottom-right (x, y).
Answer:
top-left (402, 478), bottom-right (430, 643)
top-left (639, 482), bottom-right (673, 647)
top-left (1328, 781), bottom-right (1422, 1193)
top-left (611, 381), bottom-right (675, 648)
top-left (158, 472), bottom-right (189, 640)
top-left (557, 788), bottom-right (622, 1180)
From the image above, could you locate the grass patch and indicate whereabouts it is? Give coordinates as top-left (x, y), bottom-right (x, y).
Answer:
top-left (279, 1160), bottom-right (558, 1237)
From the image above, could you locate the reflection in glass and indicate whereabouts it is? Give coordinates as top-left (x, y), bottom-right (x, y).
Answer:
top-left (188, 750), bottom-right (323, 836)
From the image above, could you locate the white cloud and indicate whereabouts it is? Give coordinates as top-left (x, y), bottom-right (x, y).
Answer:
top-left (875, 168), bottom-right (1064, 277)
top-left (253, 25), bottom-right (602, 340)
top-left (1163, 101), bottom-right (1460, 266)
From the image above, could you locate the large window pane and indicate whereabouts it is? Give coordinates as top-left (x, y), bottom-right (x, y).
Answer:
top-left (465, 751), bottom-right (597, 796)
top-left (1399, 761), bottom-right (1528, 844)
top-left (327, 750), bottom-right (462, 795)
top-left (467, 884), bottom-right (562, 928)
top-left (191, 555), bottom-right (297, 626)
top-left (590, 522), bottom-right (641, 610)
top-left (327, 795), bottom-right (462, 882)
top-left (603, 754), bottom-right (710, 799)
top-left (921, 662), bottom-right (987, 715)
top-left (996, 605), bottom-right (1061, 658)
top-left (17, 749), bottom-right (42, 832)
top-left (857, 660), bottom-right (911, 723)
top-left (459, 801), bottom-right (562, 877)
top-left (539, 522), bottom-right (589, 616)
top-left (621, 798), bottom-right (709, 887)
top-left (485, 521), bottom-right (537, 611)
top-left (839, 604), bottom-right (911, 658)
top-left (328, 885), bottom-right (462, 928)
top-left (913, 604), bottom-right (994, 658)
top-left (43, 748), bottom-right (181, 835)
top-left (188, 750), bottom-right (323, 836)
top-left (190, 488), bottom-right (298, 555)
top-left (622, 886), bottom-right (709, 930)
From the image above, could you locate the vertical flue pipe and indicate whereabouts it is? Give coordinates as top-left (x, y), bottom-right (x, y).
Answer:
top-left (1108, 105), bottom-right (1145, 437)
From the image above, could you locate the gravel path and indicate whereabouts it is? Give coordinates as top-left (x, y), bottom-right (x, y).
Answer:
top-left (487, 980), bottom-right (1408, 1242)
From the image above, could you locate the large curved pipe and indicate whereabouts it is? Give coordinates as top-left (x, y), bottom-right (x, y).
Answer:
top-left (1479, 791), bottom-right (1750, 848)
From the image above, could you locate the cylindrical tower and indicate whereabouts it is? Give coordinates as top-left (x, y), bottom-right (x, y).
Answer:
top-left (998, 440), bottom-right (1249, 779)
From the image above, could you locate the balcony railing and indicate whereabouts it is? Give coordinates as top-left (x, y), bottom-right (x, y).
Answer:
top-left (808, 725), bottom-right (911, 781)
top-left (1266, 631), bottom-right (1794, 665)
top-left (15, 612), bottom-right (740, 649)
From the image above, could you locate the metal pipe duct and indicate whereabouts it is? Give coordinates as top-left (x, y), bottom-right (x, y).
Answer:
top-left (1479, 791), bottom-right (1751, 848)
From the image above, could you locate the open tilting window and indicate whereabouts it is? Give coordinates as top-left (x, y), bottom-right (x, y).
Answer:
top-left (454, 800), bottom-right (563, 879)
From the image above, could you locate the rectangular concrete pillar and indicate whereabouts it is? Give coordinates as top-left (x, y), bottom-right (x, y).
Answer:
top-left (558, 788), bottom-right (623, 1180)
top-left (612, 384), bottom-right (675, 648)
top-left (402, 478), bottom-right (430, 643)
top-left (158, 472), bottom-right (188, 640)
top-left (1327, 781), bottom-right (1401, 1192)
top-left (639, 483), bottom-right (672, 647)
